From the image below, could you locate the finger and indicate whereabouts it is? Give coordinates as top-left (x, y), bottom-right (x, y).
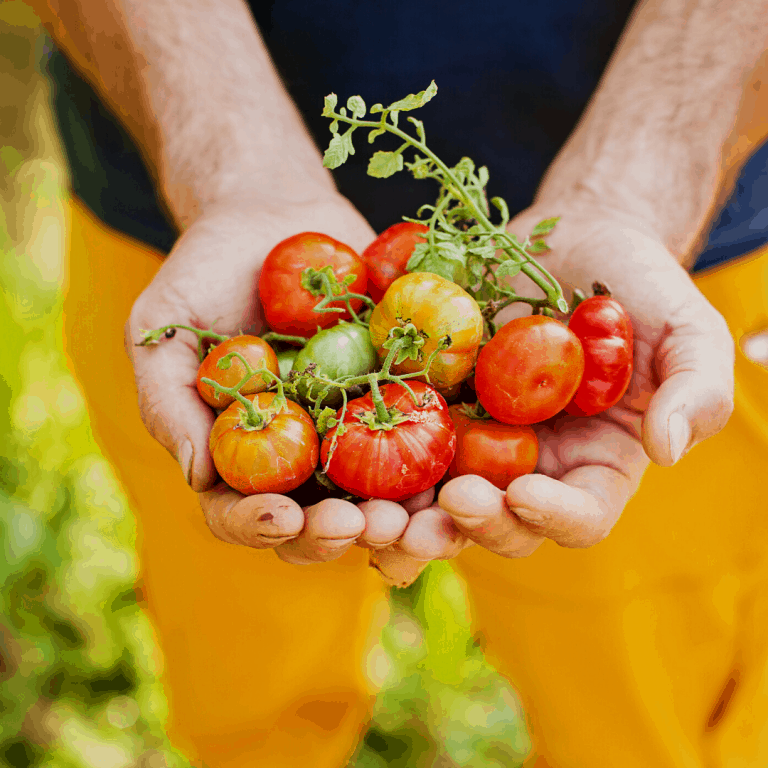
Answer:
top-left (357, 500), bottom-right (410, 549)
top-left (741, 329), bottom-right (768, 368)
top-left (438, 475), bottom-right (544, 558)
top-left (126, 302), bottom-right (218, 491)
top-left (506, 467), bottom-right (636, 548)
top-left (398, 506), bottom-right (469, 561)
top-left (642, 292), bottom-right (735, 466)
top-left (368, 545), bottom-right (430, 588)
top-left (276, 498), bottom-right (365, 564)
top-left (200, 485), bottom-right (304, 547)
top-left (400, 486), bottom-right (436, 515)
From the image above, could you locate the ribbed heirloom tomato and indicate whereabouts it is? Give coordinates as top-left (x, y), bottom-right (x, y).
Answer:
top-left (448, 405), bottom-right (538, 489)
top-left (320, 381), bottom-right (456, 501)
top-left (475, 315), bottom-right (585, 425)
top-left (209, 393), bottom-right (319, 495)
top-left (361, 221), bottom-right (429, 303)
top-left (196, 335), bottom-right (279, 408)
top-left (368, 272), bottom-right (483, 392)
top-left (258, 232), bottom-right (369, 337)
top-left (565, 294), bottom-right (634, 417)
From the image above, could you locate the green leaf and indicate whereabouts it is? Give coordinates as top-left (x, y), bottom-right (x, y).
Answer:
top-left (368, 126), bottom-right (386, 143)
top-left (495, 260), bottom-right (522, 280)
top-left (406, 242), bottom-right (430, 272)
top-left (531, 216), bottom-right (560, 237)
top-left (316, 407), bottom-right (339, 436)
top-left (477, 166), bottom-right (489, 187)
top-left (390, 110), bottom-right (400, 128)
top-left (386, 81), bottom-right (438, 112)
top-left (368, 150), bottom-right (404, 178)
top-left (322, 93), bottom-right (338, 116)
top-left (490, 196), bottom-right (509, 224)
top-left (407, 241), bottom-right (465, 282)
top-left (407, 116), bottom-right (426, 142)
top-left (329, 120), bottom-right (339, 135)
top-left (323, 134), bottom-right (348, 169)
top-left (369, 103), bottom-right (384, 114)
top-left (527, 239), bottom-right (551, 254)
top-left (467, 244), bottom-right (497, 260)
top-left (346, 95), bottom-right (366, 119)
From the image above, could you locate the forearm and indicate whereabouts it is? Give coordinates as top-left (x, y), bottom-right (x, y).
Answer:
top-left (536, 0), bottom-right (768, 265)
top-left (34, 0), bottom-right (334, 228)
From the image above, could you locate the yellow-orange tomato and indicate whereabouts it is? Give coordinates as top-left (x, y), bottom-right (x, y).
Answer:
top-left (196, 335), bottom-right (279, 409)
top-left (209, 393), bottom-right (319, 495)
top-left (368, 272), bottom-right (483, 391)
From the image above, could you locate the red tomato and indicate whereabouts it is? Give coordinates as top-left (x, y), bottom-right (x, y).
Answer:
top-left (448, 405), bottom-right (538, 489)
top-left (474, 316), bottom-right (585, 425)
top-left (209, 393), bottom-right (319, 495)
top-left (258, 232), bottom-right (369, 337)
top-left (320, 381), bottom-right (456, 501)
top-left (565, 296), bottom-right (634, 416)
top-left (361, 222), bottom-right (429, 303)
top-left (196, 335), bottom-right (279, 408)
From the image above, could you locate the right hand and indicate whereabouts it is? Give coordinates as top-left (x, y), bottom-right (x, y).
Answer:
top-left (126, 191), bottom-right (386, 563)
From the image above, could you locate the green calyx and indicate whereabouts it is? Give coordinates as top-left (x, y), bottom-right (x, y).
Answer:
top-left (381, 322), bottom-right (427, 365)
top-left (355, 406), bottom-right (411, 432)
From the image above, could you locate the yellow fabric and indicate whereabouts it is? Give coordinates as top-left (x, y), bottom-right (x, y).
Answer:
top-left (63, 190), bottom-right (768, 767)
top-left (61, 197), bottom-right (386, 768)
top-left (454, 247), bottom-right (768, 768)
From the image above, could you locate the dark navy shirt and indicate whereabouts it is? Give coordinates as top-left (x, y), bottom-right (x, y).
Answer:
top-left (47, 0), bottom-right (768, 270)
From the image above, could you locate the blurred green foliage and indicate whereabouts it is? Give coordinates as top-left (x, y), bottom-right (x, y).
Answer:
top-left (1, 4), bottom-right (531, 766)
top-left (0, 3), bottom-right (189, 764)
top-left (351, 562), bottom-right (530, 768)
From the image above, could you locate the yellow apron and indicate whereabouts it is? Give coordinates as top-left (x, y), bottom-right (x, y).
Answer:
top-left (63, 193), bottom-right (768, 767)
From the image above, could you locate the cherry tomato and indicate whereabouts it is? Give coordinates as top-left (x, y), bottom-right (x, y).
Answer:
top-left (565, 295), bottom-right (634, 417)
top-left (209, 393), bottom-right (318, 495)
top-left (293, 322), bottom-right (378, 406)
top-left (475, 316), bottom-right (585, 425)
top-left (447, 404), bottom-right (538, 489)
top-left (368, 272), bottom-right (483, 392)
top-left (196, 335), bottom-right (279, 409)
top-left (320, 381), bottom-right (456, 501)
top-left (258, 232), bottom-right (369, 337)
top-left (361, 221), bottom-right (429, 303)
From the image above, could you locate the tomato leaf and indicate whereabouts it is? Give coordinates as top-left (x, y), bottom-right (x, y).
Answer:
top-left (322, 93), bottom-right (338, 117)
top-left (385, 81), bottom-right (438, 112)
top-left (531, 216), bottom-right (560, 237)
top-left (323, 134), bottom-right (348, 169)
top-left (368, 150), bottom-right (404, 178)
top-left (495, 260), bottom-right (522, 280)
top-left (527, 239), bottom-right (550, 254)
top-left (346, 95), bottom-right (366, 119)
top-left (316, 407), bottom-right (339, 436)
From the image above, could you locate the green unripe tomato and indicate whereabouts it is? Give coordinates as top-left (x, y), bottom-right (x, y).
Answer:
top-left (276, 347), bottom-right (298, 381)
top-left (293, 322), bottom-right (378, 407)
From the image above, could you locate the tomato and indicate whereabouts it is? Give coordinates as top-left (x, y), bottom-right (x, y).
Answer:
top-left (196, 335), bottom-right (279, 408)
top-left (258, 232), bottom-right (369, 337)
top-left (209, 392), bottom-right (319, 495)
top-left (361, 221), bottom-right (429, 303)
top-left (292, 322), bottom-right (378, 406)
top-left (275, 347), bottom-right (298, 381)
top-left (565, 295), bottom-right (634, 417)
top-left (474, 316), bottom-right (585, 425)
top-left (320, 381), bottom-right (456, 501)
top-left (448, 405), bottom-right (538, 489)
top-left (368, 272), bottom-right (483, 392)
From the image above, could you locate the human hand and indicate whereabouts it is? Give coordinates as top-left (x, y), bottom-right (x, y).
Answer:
top-left (431, 203), bottom-right (735, 560)
top-left (126, 192), bottom-right (390, 563)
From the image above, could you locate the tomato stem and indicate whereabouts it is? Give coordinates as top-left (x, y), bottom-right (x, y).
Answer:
top-left (261, 332), bottom-right (308, 347)
top-left (136, 323), bottom-right (229, 362)
top-left (367, 374), bottom-right (392, 424)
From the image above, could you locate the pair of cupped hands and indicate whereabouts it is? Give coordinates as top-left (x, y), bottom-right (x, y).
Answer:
top-left (127, 190), bottom-right (737, 586)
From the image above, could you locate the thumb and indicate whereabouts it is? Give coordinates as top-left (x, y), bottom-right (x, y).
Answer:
top-left (642, 295), bottom-right (735, 466)
top-left (125, 307), bottom-right (218, 491)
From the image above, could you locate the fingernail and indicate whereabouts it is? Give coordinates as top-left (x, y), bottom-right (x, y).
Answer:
top-left (741, 332), bottom-right (768, 365)
top-left (178, 439), bottom-right (193, 485)
top-left (667, 412), bottom-right (691, 464)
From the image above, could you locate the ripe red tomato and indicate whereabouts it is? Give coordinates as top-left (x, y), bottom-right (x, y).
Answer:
top-left (258, 232), bottom-right (369, 337)
top-left (209, 393), bottom-right (319, 495)
top-left (320, 381), bottom-right (456, 501)
top-left (475, 316), bottom-right (585, 425)
top-left (196, 335), bottom-right (279, 408)
top-left (361, 222), bottom-right (429, 303)
top-left (448, 405), bottom-right (538, 489)
top-left (368, 272), bottom-right (483, 392)
top-left (565, 295), bottom-right (634, 416)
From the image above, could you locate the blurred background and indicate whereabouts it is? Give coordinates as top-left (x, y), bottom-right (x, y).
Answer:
top-left (3, 1), bottom-right (768, 766)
